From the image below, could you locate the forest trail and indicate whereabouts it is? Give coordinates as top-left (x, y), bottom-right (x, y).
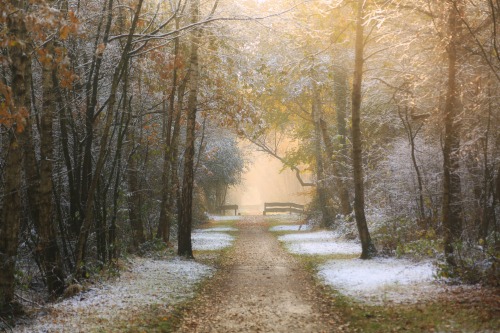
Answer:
top-left (176, 216), bottom-right (341, 333)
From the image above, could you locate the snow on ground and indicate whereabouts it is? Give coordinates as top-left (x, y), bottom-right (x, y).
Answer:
top-left (14, 258), bottom-right (214, 333)
top-left (278, 230), bottom-right (341, 242)
top-left (277, 230), bottom-right (360, 255)
top-left (275, 227), bottom-right (441, 304)
top-left (208, 215), bottom-right (242, 221)
top-left (194, 226), bottom-right (237, 232)
top-left (192, 231), bottom-right (235, 251)
top-left (318, 258), bottom-right (440, 304)
top-left (267, 214), bottom-right (304, 222)
top-left (286, 241), bottom-right (361, 255)
top-left (269, 224), bottom-right (311, 232)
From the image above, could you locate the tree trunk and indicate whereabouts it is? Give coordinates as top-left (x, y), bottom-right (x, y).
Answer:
top-left (0, 2), bottom-right (29, 314)
top-left (168, 75), bottom-right (188, 237)
top-left (126, 124), bottom-right (146, 251)
top-left (351, 0), bottom-right (377, 259)
top-left (79, 0), bottom-right (114, 236)
top-left (333, 67), bottom-right (352, 215)
top-left (35, 37), bottom-right (66, 298)
top-left (442, 0), bottom-right (463, 266)
top-left (178, 0), bottom-right (201, 258)
top-left (125, 68), bottom-right (145, 252)
top-left (312, 81), bottom-right (334, 227)
top-left (75, 0), bottom-right (144, 275)
top-left (398, 106), bottom-right (426, 226)
top-left (158, 16), bottom-right (181, 243)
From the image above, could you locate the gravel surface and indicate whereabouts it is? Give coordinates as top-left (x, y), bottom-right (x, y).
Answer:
top-left (176, 216), bottom-right (341, 333)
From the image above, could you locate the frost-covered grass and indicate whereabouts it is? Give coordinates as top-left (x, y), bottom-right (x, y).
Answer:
top-left (194, 226), bottom-right (238, 232)
top-left (286, 241), bottom-right (361, 255)
top-left (278, 230), bottom-right (341, 242)
top-left (192, 231), bottom-right (235, 251)
top-left (208, 215), bottom-right (241, 221)
top-left (276, 229), bottom-right (443, 305)
top-left (266, 214), bottom-right (304, 223)
top-left (318, 258), bottom-right (437, 304)
top-left (277, 230), bottom-right (361, 256)
top-left (14, 258), bottom-right (214, 333)
top-left (269, 224), bottom-right (311, 232)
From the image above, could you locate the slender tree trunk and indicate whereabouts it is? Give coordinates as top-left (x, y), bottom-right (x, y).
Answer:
top-left (0, 2), bottom-right (29, 314)
top-left (351, 0), bottom-right (377, 259)
top-left (75, 0), bottom-right (144, 275)
top-left (442, 0), bottom-right (463, 266)
top-left (398, 107), bottom-right (426, 226)
top-left (79, 0), bottom-right (114, 236)
top-left (333, 67), bottom-right (352, 215)
top-left (178, 0), bottom-right (201, 258)
top-left (169, 75), bottom-right (188, 233)
top-left (158, 17), bottom-right (181, 243)
top-left (126, 123), bottom-right (146, 251)
top-left (125, 68), bottom-right (145, 252)
top-left (36, 35), bottom-right (66, 298)
top-left (312, 81), bottom-right (334, 227)
top-left (480, 87), bottom-right (493, 241)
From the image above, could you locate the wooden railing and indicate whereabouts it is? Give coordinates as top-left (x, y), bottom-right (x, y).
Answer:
top-left (218, 204), bottom-right (238, 215)
top-left (263, 202), bottom-right (304, 215)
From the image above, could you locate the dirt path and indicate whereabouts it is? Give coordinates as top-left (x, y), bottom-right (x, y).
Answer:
top-left (176, 216), bottom-right (341, 333)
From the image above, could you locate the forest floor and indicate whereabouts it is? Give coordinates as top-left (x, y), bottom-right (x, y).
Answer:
top-left (10, 215), bottom-right (499, 332)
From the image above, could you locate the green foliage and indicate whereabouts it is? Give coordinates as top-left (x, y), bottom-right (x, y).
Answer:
top-left (396, 237), bottom-right (442, 259)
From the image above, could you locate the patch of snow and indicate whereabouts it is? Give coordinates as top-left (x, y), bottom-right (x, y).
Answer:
top-left (269, 224), bottom-right (311, 232)
top-left (285, 241), bottom-right (361, 255)
top-left (194, 226), bottom-right (238, 232)
top-left (318, 258), bottom-right (439, 304)
top-left (15, 258), bottom-right (213, 332)
top-left (267, 214), bottom-right (303, 222)
top-left (277, 231), bottom-right (341, 242)
top-left (208, 215), bottom-right (241, 221)
top-left (192, 232), bottom-right (235, 251)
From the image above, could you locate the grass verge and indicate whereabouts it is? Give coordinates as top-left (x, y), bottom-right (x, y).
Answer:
top-left (296, 253), bottom-right (499, 333)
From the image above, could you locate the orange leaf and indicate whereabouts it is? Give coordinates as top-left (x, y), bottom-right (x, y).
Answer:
top-left (60, 25), bottom-right (71, 40)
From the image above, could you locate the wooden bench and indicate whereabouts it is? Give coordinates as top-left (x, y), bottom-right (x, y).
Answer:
top-left (263, 202), bottom-right (304, 215)
top-left (218, 204), bottom-right (238, 215)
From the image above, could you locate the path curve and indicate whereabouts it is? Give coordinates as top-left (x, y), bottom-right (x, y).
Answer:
top-left (176, 216), bottom-right (341, 333)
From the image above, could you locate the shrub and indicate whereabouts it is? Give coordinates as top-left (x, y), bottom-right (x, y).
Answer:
top-left (436, 237), bottom-right (499, 286)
